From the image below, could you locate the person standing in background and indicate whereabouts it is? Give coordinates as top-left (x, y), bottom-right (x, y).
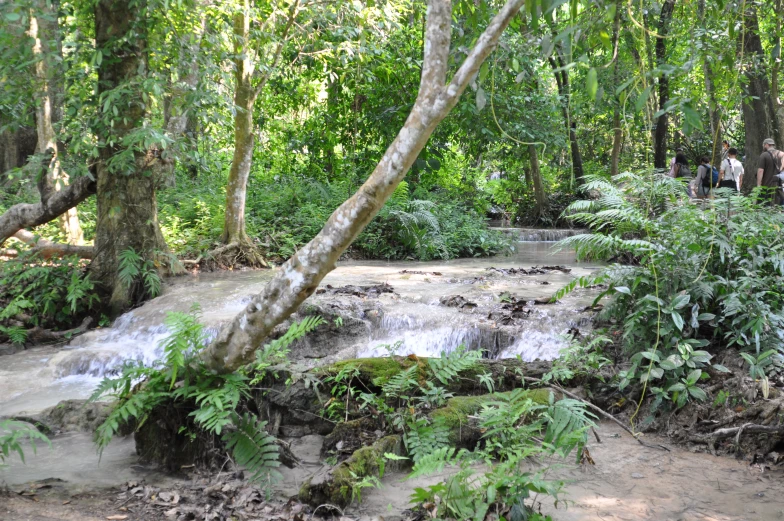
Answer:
top-left (757, 138), bottom-right (784, 204)
top-left (719, 147), bottom-right (742, 191)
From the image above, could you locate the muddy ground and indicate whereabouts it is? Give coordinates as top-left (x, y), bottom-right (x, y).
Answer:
top-left (4, 421), bottom-right (783, 521)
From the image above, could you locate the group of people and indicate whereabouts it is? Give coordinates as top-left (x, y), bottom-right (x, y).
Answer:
top-left (668, 138), bottom-right (784, 203)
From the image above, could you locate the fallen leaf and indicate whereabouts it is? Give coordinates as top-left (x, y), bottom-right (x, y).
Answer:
top-left (62, 500), bottom-right (71, 505)
top-left (106, 516), bottom-right (128, 520)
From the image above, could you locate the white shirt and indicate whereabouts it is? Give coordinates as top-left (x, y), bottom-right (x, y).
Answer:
top-left (720, 158), bottom-right (743, 182)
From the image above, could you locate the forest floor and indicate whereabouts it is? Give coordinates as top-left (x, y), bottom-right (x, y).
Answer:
top-left (4, 421), bottom-right (784, 521)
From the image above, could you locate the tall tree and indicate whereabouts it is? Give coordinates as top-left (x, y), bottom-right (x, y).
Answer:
top-left (740, 6), bottom-right (781, 191)
top-left (549, 51), bottom-right (584, 185)
top-left (90, 0), bottom-right (170, 312)
top-left (218, 0), bottom-right (300, 267)
top-left (201, 0), bottom-right (527, 373)
top-left (653, 0), bottom-right (675, 169)
top-left (29, 0), bottom-right (83, 244)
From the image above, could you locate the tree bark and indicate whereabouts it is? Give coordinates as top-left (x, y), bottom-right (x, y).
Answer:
top-left (201, 0), bottom-right (527, 373)
top-left (698, 0), bottom-right (721, 165)
top-left (1, 229), bottom-right (94, 259)
top-left (529, 144), bottom-right (546, 219)
top-left (0, 153), bottom-right (95, 245)
top-left (548, 53), bottom-right (584, 185)
top-left (29, 0), bottom-right (84, 245)
top-left (222, 2), bottom-right (257, 247)
top-left (220, 0), bottom-right (300, 255)
top-left (610, 0), bottom-right (623, 177)
top-left (90, 0), bottom-right (169, 313)
top-left (653, 0), bottom-right (675, 169)
top-left (740, 7), bottom-right (781, 192)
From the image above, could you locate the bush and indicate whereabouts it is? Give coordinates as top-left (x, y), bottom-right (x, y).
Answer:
top-left (557, 172), bottom-right (784, 417)
top-left (0, 252), bottom-right (100, 344)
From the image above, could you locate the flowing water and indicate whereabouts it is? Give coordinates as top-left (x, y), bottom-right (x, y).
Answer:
top-left (3, 231), bottom-right (784, 520)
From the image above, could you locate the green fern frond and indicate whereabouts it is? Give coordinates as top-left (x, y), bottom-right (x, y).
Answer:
top-left (379, 365), bottom-right (418, 398)
top-left (223, 413), bottom-right (281, 484)
top-left (117, 248), bottom-right (142, 289)
top-left (407, 446), bottom-right (463, 480)
top-left (428, 346), bottom-right (482, 385)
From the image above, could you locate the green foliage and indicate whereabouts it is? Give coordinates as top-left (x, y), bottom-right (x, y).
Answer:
top-left (427, 346), bottom-right (483, 385)
top-left (407, 387), bottom-right (593, 520)
top-left (0, 420), bottom-right (50, 467)
top-left (223, 413), bottom-right (281, 485)
top-left (558, 172), bottom-right (784, 414)
top-left (0, 252), bottom-right (99, 343)
top-left (92, 308), bottom-right (325, 490)
top-left (118, 248), bottom-right (163, 300)
top-left (403, 416), bottom-right (451, 463)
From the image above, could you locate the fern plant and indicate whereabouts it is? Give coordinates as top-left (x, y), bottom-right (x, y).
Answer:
top-left (428, 346), bottom-right (482, 385)
top-left (223, 413), bottom-right (281, 485)
top-left (118, 247), bottom-right (163, 300)
top-left (91, 308), bottom-right (327, 489)
top-left (1, 419), bottom-right (51, 467)
top-left (556, 171), bottom-right (784, 416)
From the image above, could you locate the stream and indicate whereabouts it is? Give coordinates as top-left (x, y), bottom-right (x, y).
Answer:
top-left (2, 232), bottom-right (783, 520)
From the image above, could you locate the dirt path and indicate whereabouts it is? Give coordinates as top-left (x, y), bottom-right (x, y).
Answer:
top-left (352, 422), bottom-right (784, 521)
top-left (4, 422), bottom-right (783, 520)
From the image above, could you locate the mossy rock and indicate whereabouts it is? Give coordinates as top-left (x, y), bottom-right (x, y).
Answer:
top-left (299, 434), bottom-right (403, 508)
top-left (318, 357), bottom-right (422, 386)
top-left (430, 388), bottom-right (552, 446)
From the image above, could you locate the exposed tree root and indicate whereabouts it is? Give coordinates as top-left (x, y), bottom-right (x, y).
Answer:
top-left (203, 241), bottom-right (269, 270)
top-left (0, 230), bottom-right (94, 259)
top-left (25, 316), bottom-right (93, 344)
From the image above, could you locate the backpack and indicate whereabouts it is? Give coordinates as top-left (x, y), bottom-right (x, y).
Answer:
top-left (676, 162), bottom-right (691, 178)
top-left (701, 164), bottom-right (719, 188)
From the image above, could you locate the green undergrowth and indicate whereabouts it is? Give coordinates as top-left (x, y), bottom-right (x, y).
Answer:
top-left (0, 251), bottom-right (100, 345)
top-left (158, 176), bottom-right (511, 261)
top-left (90, 308), bottom-right (592, 519)
top-left (554, 172), bottom-right (784, 424)
top-left (309, 346), bottom-right (595, 517)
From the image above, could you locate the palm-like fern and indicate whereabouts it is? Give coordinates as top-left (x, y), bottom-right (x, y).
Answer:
top-left (223, 413), bottom-right (281, 484)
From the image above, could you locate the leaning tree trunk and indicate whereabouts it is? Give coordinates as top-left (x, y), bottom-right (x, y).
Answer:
top-left (529, 144), bottom-right (546, 220)
top-left (740, 7), bottom-right (781, 192)
top-left (201, 0), bottom-right (527, 373)
top-left (29, 0), bottom-right (83, 245)
top-left (90, 0), bottom-right (169, 313)
top-left (653, 0), bottom-right (675, 169)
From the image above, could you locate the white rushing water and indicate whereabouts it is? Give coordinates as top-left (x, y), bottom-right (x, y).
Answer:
top-left (0, 238), bottom-right (603, 418)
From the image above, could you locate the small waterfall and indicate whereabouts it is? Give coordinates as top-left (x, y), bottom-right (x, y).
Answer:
top-left (491, 227), bottom-right (589, 242)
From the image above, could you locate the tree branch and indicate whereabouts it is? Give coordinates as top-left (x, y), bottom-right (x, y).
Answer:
top-left (253, 0), bottom-right (301, 98)
top-left (201, 0), bottom-right (526, 373)
top-left (3, 229), bottom-right (94, 259)
top-left (0, 175), bottom-right (96, 246)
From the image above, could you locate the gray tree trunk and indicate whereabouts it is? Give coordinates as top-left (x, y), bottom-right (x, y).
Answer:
top-left (529, 144), bottom-right (546, 220)
top-left (201, 0), bottom-right (527, 373)
top-left (29, 0), bottom-right (84, 244)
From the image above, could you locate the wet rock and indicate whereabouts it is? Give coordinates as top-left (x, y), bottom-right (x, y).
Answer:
top-left (439, 295), bottom-right (477, 309)
top-left (321, 417), bottom-right (380, 458)
top-left (0, 343), bottom-right (22, 356)
top-left (39, 399), bottom-right (113, 434)
top-left (399, 270), bottom-right (442, 276)
top-left (315, 283), bottom-right (396, 298)
top-left (631, 473), bottom-right (645, 479)
top-left (486, 265), bottom-right (571, 275)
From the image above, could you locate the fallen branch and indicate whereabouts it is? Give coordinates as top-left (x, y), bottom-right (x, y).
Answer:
top-left (710, 423), bottom-right (784, 441)
top-left (25, 316), bottom-right (94, 344)
top-left (180, 255), bottom-right (202, 267)
top-left (3, 230), bottom-right (94, 259)
top-left (523, 377), bottom-right (671, 452)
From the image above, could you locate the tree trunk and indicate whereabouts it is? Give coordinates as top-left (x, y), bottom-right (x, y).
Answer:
top-left (740, 7), bottom-right (781, 192)
top-left (201, 0), bottom-right (527, 373)
top-left (698, 0), bottom-right (721, 165)
top-left (529, 144), bottom-right (546, 220)
top-left (548, 54), bottom-right (584, 186)
top-left (29, 0), bottom-right (84, 245)
top-left (610, 0), bottom-right (623, 177)
top-left (222, 3), bottom-right (257, 246)
top-left (0, 126), bottom-right (37, 178)
top-left (653, 0), bottom-right (675, 169)
top-left (90, 0), bottom-right (169, 313)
